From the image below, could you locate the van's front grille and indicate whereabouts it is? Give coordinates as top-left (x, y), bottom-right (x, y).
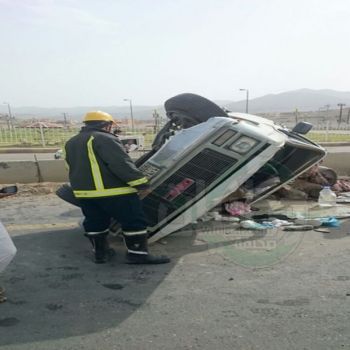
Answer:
top-left (142, 148), bottom-right (236, 227)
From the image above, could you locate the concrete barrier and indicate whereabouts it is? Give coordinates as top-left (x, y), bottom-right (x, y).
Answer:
top-left (0, 160), bottom-right (68, 183)
top-left (322, 153), bottom-right (350, 176)
top-left (0, 161), bottom-right (39, 183)
top-left (0, 152), bottom-right (348, 184)
top-left (37, 160), bottom-right (69, 182)
top-left (0, 148), bottom-right (60, 154)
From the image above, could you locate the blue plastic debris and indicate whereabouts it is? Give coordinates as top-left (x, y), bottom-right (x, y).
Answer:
top-left (319, 217), bottom-right (340, 228)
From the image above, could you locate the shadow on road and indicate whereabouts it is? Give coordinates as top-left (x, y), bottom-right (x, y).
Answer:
top-left (0, 225), bottom-right (261, 346)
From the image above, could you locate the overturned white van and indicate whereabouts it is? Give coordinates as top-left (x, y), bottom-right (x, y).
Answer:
top-left (57, 93), bottom-right (326, 243)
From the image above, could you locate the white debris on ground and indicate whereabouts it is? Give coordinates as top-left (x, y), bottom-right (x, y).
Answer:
top-left (196, 195), bottom-right (350, 233)
top-left (1, 182), bottom-right (350, 233)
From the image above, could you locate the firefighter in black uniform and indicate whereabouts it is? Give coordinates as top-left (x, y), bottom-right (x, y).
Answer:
top-left (64, 111), bottom-right (170, 264)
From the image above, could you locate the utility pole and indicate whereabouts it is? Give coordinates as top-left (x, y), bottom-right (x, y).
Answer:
top-left (239, 89), bottom-right (249, 113)
top-left (3, 102), bottom-right (14, 130)
top-left (123, 99), bottom-right (135, 132)
top-left (294, 108), bottom-right (299, 125)
top-left (347, 108), bottom-right (350, 124)
top-left (62, 112), bottom-right (68, 129)
top-left (337, 103), bottom-right (346, 126)
top-left (153, 109), bottom-right (160, 133)
top-left (323, 104), bottom-right (331, 128)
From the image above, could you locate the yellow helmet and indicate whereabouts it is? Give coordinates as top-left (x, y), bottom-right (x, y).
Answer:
top-left (83, 111), bottom-right (114, 123)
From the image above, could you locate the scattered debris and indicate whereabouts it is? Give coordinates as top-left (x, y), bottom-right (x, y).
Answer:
top-left (336, 192), bottom-right (350, 203)
top-left (240, 220), bottom-right (267, 230)
top-left (291, 164), bottom-right (337, 199)
top-left (224, 201), bottom-right (251, 217)
top-left (314, 228), bottom-right (331, 233)
top-left (283, 225), bottom-right (314, 231)
top-left (286, 163), bottom-right (350, 201)
top-left (294, 218), bottom-right (322, 227)
top-left (262, 219), bottom-right (293, 227)
top-left (319, 217), bottom-right (340, 227)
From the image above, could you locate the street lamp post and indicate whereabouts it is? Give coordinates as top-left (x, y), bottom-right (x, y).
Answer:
top-left (62, 112), bottom-right (68, 129)
top-left (239, 89), bottom-right (249, 113)
top-left (3, 102), bottom-right (14, 130)
top-left (123, 98), bottom-right (135, 132)
top-left (337, 103), bottom-right (346, 126)
top-left (294, 108), bottom-right (299, 124)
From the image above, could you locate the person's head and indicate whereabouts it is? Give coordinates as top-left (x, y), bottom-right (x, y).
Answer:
top-left (83, 111), bottom-right (114, 132)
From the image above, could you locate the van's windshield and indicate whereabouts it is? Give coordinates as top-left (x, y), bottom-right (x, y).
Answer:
top-left (243, 140), bottom-right (325, 200)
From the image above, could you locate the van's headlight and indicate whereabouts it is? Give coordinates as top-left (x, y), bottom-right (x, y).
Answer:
top-left (228, 136), bottom-right (257, 154)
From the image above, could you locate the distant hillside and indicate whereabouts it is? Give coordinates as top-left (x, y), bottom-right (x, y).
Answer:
top-left (224, 89), bottom-right (350, 113)
top-left (3, 89), bottom-right (350, 120)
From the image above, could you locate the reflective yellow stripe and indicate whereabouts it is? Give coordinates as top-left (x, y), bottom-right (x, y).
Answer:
top-left (127, 177), bottom-right (148, 187)
top-left (73, 187), bottom-right (137, 198)
top-left (83, 136), bottom-right (137, 198)
top-left (87, 136), bottom-right (104, 190)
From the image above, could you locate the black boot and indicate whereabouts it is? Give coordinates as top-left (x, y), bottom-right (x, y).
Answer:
top-left (85, 231), bottom-right (115, 264)
top-left (123, 233), bottom-right (170, 264)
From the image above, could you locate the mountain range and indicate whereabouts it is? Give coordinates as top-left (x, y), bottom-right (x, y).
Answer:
top-left (224, 89), bottom-right (350, 113)
top-left (3, 89), bottom-right (350, 120)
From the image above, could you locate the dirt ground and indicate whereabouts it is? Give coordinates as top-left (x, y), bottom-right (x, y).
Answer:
top-left (1, 182), bottom-right (63, 197)
top-left (0, 192), bottom-right (350, 350)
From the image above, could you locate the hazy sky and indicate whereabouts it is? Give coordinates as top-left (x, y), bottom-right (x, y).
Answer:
top-left (0, 0), bottom-right (349, 108)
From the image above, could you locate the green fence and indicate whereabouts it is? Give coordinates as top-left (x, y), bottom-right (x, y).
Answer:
top-left (0, 127), bottom-right (156, 148)
top-left (0, 126), bottom-right (349, 148)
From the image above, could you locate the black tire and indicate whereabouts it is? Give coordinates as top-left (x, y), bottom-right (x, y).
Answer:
top-left (138, 94), bottom-right (229, 161)
top-left (164, 93), bottom-right (228, 124)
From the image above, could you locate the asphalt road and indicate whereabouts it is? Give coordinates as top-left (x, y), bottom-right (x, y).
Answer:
top-left (0, 193), bottom-right (350, 350)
